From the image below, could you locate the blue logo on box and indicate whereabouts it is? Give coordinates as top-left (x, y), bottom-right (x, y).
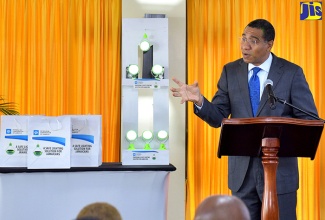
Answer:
top-left (300, 2), bottom-right (322, 20)
top-left (33, 130), bottom-right (39, 135)
top-left (6, 129), bottom-right (11, 134)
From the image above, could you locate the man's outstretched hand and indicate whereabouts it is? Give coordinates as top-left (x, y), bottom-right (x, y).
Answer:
top-left (170, 77), bottom-right (202, 106)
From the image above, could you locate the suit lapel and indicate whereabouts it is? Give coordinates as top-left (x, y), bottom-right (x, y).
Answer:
top-left (256, 54), bottom-right (283, 116)
top-left (237, 60), bottom-right (253, 117)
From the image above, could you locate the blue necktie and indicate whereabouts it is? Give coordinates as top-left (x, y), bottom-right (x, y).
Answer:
top-left (249, 67), bottom-right (261, 116)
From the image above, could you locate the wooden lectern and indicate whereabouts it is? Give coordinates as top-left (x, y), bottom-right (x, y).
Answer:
top-left (218, 117), bottom-right (324, 220)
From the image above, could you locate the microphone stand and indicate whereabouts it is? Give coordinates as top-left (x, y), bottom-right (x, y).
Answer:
top-left (270, 94), bottom-right (325, 122)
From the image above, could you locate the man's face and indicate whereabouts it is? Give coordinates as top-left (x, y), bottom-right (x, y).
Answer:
top-left (241, 26), bottom-right (273, 66)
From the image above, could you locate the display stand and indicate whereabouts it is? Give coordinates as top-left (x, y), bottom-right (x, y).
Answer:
top-left (218, 117), bottom-right (324, 220)
top-left (121, 18), bottom-right (169, 165)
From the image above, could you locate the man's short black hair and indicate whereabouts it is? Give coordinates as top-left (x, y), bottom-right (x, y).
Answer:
top-left (247, 19), bottom-right (275, 42)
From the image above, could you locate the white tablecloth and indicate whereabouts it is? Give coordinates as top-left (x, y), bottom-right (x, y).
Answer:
top-left (0, 170), bottom-right (171, 220)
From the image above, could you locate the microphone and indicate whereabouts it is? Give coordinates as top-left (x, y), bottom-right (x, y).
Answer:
top-left (264, 79), bottom-right (276, 110)
top-left (263, 80), bottom-right (324, 121)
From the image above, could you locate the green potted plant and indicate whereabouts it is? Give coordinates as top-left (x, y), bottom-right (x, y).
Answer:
top-left (0, 96), bottom-right (19, 115)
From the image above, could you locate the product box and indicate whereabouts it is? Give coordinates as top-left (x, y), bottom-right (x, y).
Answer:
top-left (0, 115), bottom-right (29, 167)
top-left (70, 115), bottom-right (102, 167)
top-left (27, 116), bottom-right (71, 169)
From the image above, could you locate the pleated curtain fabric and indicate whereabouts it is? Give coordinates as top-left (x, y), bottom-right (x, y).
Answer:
top-left (0, 0), bottom-right (122, 162)
top-left (186, 1), bottom-right (324, 220)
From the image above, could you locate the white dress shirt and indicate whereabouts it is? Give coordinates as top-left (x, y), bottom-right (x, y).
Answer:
top-left (195, 53), bottom-right (273, 109)
top-left (248, 53), bottom-right (273, 99)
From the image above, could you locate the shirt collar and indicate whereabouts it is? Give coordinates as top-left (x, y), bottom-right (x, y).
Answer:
top-left (248, 53), bottom-right (273, 73)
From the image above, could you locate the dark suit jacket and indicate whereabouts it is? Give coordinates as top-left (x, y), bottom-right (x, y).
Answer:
top-left (195, 53), bottom-right (318, 193)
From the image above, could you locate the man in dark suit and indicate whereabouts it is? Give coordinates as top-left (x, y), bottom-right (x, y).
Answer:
top-left (170, 19), bottom-right (318, 220)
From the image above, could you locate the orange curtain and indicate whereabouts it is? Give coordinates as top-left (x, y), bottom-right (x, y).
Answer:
top-left (187, 0), bottom-right (324, 220)
top-left (0, 0), bottom-right (121, 162)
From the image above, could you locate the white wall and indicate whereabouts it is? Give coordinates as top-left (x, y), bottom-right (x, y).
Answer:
top-left (122, 1), bottom-right (186, 220)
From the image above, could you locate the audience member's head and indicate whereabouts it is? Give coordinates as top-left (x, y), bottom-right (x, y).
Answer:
top-left (76, 202), bottom-right (122, 220)
top-left (194, 195), bottom-right (251, 220)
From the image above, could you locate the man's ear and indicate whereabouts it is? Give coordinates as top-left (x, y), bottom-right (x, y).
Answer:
top-left (267, 40), bottom-right (274, 51)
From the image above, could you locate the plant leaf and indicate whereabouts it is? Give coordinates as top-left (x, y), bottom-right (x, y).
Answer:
top-left (0, 99), bottom-right (20, 115)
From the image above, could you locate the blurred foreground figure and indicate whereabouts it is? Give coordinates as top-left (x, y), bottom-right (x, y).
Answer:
top-left (76, 202), bottom-right (122, 220)
top-left (194, 195), bottom-right (251, 220)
